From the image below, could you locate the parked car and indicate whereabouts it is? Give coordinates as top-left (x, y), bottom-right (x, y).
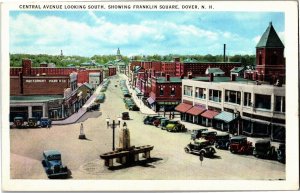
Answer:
top-left (143, 115), bottom-right (160, 125)
top-left (129, 105), bottom-right (140, 111)
top-left (27, 117), bottom-right (40, 128)
top-left (13, 117), bottom-right (26, 128)
top-left (184, 139), bottom-right (216, 157)
top-left (253, 139), bottom-right (277, 159)
top-left (201, 130), bottom-right (218, 144)
top-left (87, 103), bottom-right (100, 111)
top-left (40, 117), bottom-right (52, 128)
top-left (122, 112), bottom-right (130, 120)
top-left (229, 135), bottom-right (253, 154)
top-left (191, 128), bottom-right (208, 140)
top-left (214, 132), bottom-right (230, 149)
top-left (152, 117), bottom-right (165, 127)
top-left (41, 150), bottom-right (69, 179)
top-left (276, 143), bottom-right (285, 163)
top-left (160, 118), bottom-right (170, 129)
top-left (166, 121), bottom-right (186, 132)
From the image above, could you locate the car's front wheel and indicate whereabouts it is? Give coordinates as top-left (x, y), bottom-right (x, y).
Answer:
top-left (184, 147), bottom-right (190, 153)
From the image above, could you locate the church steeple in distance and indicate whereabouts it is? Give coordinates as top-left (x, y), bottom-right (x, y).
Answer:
top-left (116, 48), bottom-right (122, 60)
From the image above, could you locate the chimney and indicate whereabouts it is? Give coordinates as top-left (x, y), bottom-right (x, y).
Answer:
top-left (223, 44), bottom-right (226, 62)
top-left (209, 73), bottom-right (214, 82)
top-left (166, 74), bottom-right (170, 81)
top-left (231, 73), bottom-right (236, 81)
top-left (22, 59), bottom-right (32, 76)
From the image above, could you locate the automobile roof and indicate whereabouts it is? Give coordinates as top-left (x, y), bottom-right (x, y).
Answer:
top-left (193, 138), bottom-right (209, 144)
top-left (231, 135), bottom-right (247, 140)
top-left (14, 117), bottom-right (24, 119)
top-left (43, 150), bottom-right (61, 156)
top-left (202, 130), bottom-right (217, 134)
top-left (216, 131), bottom-right (230, 136)
top-left (255, 139), bottom-right (271, 144)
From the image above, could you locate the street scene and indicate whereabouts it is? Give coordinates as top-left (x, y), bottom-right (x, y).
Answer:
top-left (10, 74), bottom-right (285, 180)
top-left (7, 9), bottom-right (290, 183)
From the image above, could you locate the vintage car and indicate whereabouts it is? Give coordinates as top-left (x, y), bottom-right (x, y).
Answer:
top-left (122, 112), bottom-right (130, 120)
top-left (41, 150), bottom-right (69, 179)
top-left (214, 132), bottom-right (230, 149)
top-left (191, 128), bottom-right (208, 140)
top-left (40, 117), bottom-right (52, 128)
top-left (13, 117), bottom-right (26, 128)
top-left (95, 93), bottom-right (105, 103)
top-left (253, 139), bottom-right (277, 159)
top-left (28, 117), bottom-right (40, 128)
top-left (152, 117), bottom-right (165, 127)
top-left (277, 143), bottom-right (285, 163)
top-left (129, 105), bottom-right (140, 111)
top-left (143, 115), bottom-right (161, 125)
top-left (166, 121), bottom-right (186, 132)
top-left (229, 135), bottom-right (253, 154)
top-left (184, 139), bottom-right (216, 157)
top-left (160, 118), bottom-right (170, 129)
top-left (87, 103), bottom-right (100, 111)
top-left (200, 130), bottom-right (218, 144)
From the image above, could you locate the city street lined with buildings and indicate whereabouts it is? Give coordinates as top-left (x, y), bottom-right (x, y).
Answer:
top-left (10, 75), bottom-right (285, 180)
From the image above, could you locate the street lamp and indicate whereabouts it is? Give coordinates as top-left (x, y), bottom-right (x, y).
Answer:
top-left (106, 116), bottom-right (122, 151)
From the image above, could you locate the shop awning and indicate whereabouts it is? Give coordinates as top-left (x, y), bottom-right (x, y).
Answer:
top-left (147, 97), bottom-right (155, 105)
top-left (201, 110), bottom-right (220, 119)
top-left (186, 106), bottom-right (206, 116)
top-left (175, 103), bottom-right (193, 113)
top-left (214, 111), bottom-right (236, 123)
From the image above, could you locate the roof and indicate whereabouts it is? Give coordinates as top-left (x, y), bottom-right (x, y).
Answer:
top-left (256, 22), bottom-right (284, 48)
top-left (43, 150), bottom-right (61, 156)
top-left (214, 111), bottom-right (236, 123)
top-left (186, 106), bottom-right (206, 116)
top-left (201, 110), bottom-right (220, 119)
top-left (231, 135), bottom-right (247, 140)
top-left (10, 95), bottom-right (63, 103)
top-left (230, 67), bottom-right (245, 73)
top-left (156, 77), bottom-right (183, 83)
top-left (190, 76), bottom-right (255, 83)
top-left (147, 97), bottom-right (155, 105)
top-left (175, 103), bottom-right (193, 113)
top-left (205, 68), bottom-right (225, 75)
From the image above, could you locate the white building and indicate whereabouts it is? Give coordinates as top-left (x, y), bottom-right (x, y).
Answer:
top-left (179, 76), bottom-right (285, 142)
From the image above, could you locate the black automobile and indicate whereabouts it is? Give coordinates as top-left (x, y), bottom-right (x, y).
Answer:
top-left (28, 117), bottom-right (39, 128)
top-left (184, 139), bottom-right (216, 157)
top-left (122, 112), bottom-right (130, 120)
top-left (191, 128), bottom-right (208, 140)
top-left (276, 143), bottom-right (285, 163)
top-left (143, 115), bottom-right (160, 125)
top-left (214, 132), bottom-right (230, 149)
top-left (253, 139), bottom-right (277, 160)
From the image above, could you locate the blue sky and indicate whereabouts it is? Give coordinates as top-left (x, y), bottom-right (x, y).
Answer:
top-left (9, 11), bottom-right (284, 57)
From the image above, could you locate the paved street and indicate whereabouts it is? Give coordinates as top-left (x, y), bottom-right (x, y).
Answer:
top-left (10, 75), bottom-right (285, 180)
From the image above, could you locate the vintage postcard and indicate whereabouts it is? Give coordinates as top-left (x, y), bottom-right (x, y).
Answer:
top-left (1, 0), bottom-right (299, 191)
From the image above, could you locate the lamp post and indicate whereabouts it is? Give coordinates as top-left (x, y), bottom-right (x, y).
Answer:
top-left (106, 117), bottom-right (121, 151)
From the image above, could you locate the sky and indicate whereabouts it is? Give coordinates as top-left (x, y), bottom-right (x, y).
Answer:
top-left (9, 11), bottom-right (284, 57)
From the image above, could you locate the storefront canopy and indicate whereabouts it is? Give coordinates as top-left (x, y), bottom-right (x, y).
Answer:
top-left (147, 97), bottom-right (155, 105)
top-left (214, 111), bottom-right (236, 123)
top-left (186, 106), bottom-right (206, 116)
top-left (201, 110), bottom-right (220, 119)
top-left (175, 103), bottom-right (193, 113)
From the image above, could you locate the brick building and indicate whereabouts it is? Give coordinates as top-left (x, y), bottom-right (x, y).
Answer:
top-left (10, 59), bottom-right (103, 121)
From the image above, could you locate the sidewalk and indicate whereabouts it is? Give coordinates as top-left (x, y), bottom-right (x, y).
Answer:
top-left (120, 73), bottom-right (157, 115)
top-left (52, 85), bottom-right (102, 125)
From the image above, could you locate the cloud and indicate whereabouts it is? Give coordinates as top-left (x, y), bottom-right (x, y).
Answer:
top-left (9, 12), bottom-right (266, 56)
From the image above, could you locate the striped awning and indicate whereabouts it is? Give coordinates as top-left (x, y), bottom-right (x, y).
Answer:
top-left (175, 103), bottom-right (193, 113)
top-left (186, 106), bottom-right (206, 116)
top-left (214, 111), bottom-right (236, 123)
top-left (201, 110), bottom-right (220, 119)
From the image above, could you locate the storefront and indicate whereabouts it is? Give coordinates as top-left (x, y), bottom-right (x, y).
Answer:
top-left (175, 103), bottom-right (193, 121)
top-left (200, 110), bottom-right (220, 127)
top-left (213, 111), bottom-right (237, 134)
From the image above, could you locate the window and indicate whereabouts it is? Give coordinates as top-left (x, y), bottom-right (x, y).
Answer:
top-left (275, 96), bottom-right (285, 112)
top-left (171, 87), bottom-right (175, 96)
top-left (183, 85), bottom-right (193, 96)
top-left (209, 89), bottom-right (222, 102)
top-left (255, 94), bottom-right (271, 110)
top-left (244, 92), bottom-right (252, 107)
top-left (195, 87), bottom-right (206, 99)
top-left (225, 90), bottom-right (241, 104)
top-left (160, 87), bottom-right (164, 96)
